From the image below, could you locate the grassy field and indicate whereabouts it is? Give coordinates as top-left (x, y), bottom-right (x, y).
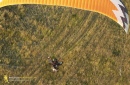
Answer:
top-left (0, 0), bottom-right (130, 85)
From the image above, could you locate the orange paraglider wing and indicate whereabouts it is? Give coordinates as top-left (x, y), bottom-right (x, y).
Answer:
top-left (0, 0), bottom-right (129, 33)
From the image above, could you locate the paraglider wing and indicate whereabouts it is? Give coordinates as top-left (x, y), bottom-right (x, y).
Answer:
top-left (0, 0), bottom-right (129, 33)
top-left (110, 0), bottom-right (129, 33)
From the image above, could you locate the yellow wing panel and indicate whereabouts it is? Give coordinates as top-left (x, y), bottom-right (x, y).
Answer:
top-left (0, 0), bottom-right (117, 21)
top-left (0, 0), bottom-right (129, 32)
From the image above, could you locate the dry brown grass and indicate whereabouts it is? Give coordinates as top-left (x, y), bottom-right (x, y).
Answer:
top-left (0, 0), bottom-right (130, 85)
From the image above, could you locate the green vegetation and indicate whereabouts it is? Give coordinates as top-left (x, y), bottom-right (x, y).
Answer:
top-left (0, 0), bottom-right (130, 84)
